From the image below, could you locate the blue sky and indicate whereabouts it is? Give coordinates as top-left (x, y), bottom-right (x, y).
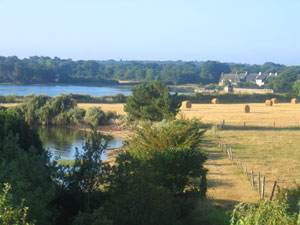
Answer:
top-left (0, 0), bottom-right (299, 65)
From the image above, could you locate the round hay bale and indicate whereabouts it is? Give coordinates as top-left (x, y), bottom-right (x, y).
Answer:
top-left (211, 98), bottom-right (219, 104)
top-left (70, 98), bottom-right (78, 107)
top-left (291, 98), bottom-right (299, 104)
top-left (181, 100), bottom-right (192, 109)
top-left (243, 105), bottom-right (250, 113)
top-left (265, 100), bottom-right (273, 106)
top-left (271, 98), bottom-right (278, 104)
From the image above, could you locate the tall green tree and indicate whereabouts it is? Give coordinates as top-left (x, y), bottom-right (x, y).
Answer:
top-left (124, 81), bottom-right (181, 121)
top-left (0, 111), bottom-right (55, 225)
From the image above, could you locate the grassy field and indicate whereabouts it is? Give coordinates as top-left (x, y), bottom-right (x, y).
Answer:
top-left (214, 128), bottom-right (300, 192)
top-left (202, 133), bottom-right (260, 208)
top-left (77, 103), bottom-right (126, 115)
top-left (181, 103), bottom-right (300, 128)
top-left (77, 103), bottom-right (300, 128)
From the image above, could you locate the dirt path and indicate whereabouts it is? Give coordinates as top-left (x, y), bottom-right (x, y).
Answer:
top-left (202, 135), bottom-right (259, 209)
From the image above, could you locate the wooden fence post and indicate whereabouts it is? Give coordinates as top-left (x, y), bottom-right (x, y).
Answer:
top-left (214, 125), bottom-right (217, 139)
top-left (258, 172), bottom-right (261, 194)
top-left (270, 181), bottom-right (277, 201)
top-left (261, 176), bottom-right (265, 199)
top-left (245, 167), bottom-right (248, 179)
top-left (251, 170), bottom-right (254, 187)
top-left (277, 185), bottom-right (280, 194)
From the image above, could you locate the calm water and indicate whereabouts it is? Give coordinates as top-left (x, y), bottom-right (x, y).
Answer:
top-left (0, 84), bottom-right (194, 96)
top-left (36, 127), bottom-right (123, 160)
top-left (0, 84), bottom-right (132, 96)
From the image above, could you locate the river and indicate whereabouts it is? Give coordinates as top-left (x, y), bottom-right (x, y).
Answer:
top-left (0, 84), bottom-right (133, 96)
top-left (0, 84), bottom-right (194, 96)
top-left (36, 127), bottom-right (123, 160)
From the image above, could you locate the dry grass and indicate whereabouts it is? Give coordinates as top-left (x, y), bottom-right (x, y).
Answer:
top-left (0, 103), bottom-right (19, 107)
top-left (77, 103), bottom-right (126, 115)
top-left (180, 103), bottom-right (300, 128)
top-left (202, 134), bottom-right (259, 207)
top-left (214, 128), bottom-right (300, 192)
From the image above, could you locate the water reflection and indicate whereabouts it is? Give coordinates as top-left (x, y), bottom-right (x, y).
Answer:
top-left (36, 127), bottom-right (123, 160)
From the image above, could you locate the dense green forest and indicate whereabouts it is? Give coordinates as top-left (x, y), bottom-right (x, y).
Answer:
top-left (1, 56), bottom-right (300, 88)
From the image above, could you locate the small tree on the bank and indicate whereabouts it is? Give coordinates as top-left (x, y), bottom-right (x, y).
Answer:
top-left (124, 81), bottom-right (181, 121)
top-left (0, 183), bottom-right (33, 225)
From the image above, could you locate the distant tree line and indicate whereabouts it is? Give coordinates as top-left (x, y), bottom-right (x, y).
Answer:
top-left (1, 56), bottom-right (300, 87)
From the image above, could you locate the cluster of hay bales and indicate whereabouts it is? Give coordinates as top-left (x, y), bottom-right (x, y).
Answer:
top-left (243, 105), bottom-right (250, 113)
top-left (291, 98), bottom-right (299, 104)
top-left (181, 100), bottom-right (192, 109)
top-left (211, 98), bottom-right (219, 104)
top-left (265, 100), bottom-right (273, 106)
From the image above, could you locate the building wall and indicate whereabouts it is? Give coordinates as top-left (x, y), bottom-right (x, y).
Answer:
top-left (233, 88), bottom-right (274, 94)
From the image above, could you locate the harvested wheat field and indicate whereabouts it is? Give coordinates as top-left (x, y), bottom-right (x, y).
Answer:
top-left (215, 128), bottom-right (300, 192)
top-left (180, 103), bottom-right (300, 128)
top-left (77, 103), bottom-right (126, 115)
top-left (0, 103), bottom-right (19, 107)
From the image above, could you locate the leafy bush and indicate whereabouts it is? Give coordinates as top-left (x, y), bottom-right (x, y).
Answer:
top-left (151, 147), bottom-right (207, 197)
top-left (67, 107), bottom-right (86, 125)
top-left (0, 183), bottom-right (33, 225)
top-left (6, 94), bottom-right (116, 126)
top-left (231, 198), bottom-right (298, 225)
top-left (103, 152), bottom-right (178, 225)
top-left (124, 81), bottom-right (181, 121)
top-left (126, 117), bottom-right (205, 160)
top-left (84, 107), bottom-right (106, 126)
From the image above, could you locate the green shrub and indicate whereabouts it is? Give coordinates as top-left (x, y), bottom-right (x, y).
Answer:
top-left (151, 147), bottom-right (207, 197)
top-left (124, 81), bottom-right (181, 121)
top-left (0, 183), bottom-right (34, 225)
top-left (126, 117), bottom-right (205, 160)
top-left (231, 198), bottom-right (298, 225)
top-left (84, 107), bottom-right (106, 126)
top-left (67, 107), bottom-right (86, 125)
top-left (103, 152), bottom-right (178, 225)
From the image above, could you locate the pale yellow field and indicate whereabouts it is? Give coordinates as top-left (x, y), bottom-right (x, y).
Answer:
top-left (181, 103), bottom-right (300, 128)
top-left (0, 103), bottom-right (19, 107)
top-left (81, 103), bottom-right (300, 128)
top-left (77, 103), bottom-right (126, 115)
top-left (214, 128), bottom-right (300, 192)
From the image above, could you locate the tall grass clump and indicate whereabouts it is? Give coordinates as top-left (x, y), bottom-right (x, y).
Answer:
top-left (231, 197), bottom-right (300, 225)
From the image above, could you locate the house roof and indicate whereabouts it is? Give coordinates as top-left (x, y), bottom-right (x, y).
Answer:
top-left (256, 74), bottom-right (270, 81)
top-left (244, 74), bottom-right (258, 82)
top-left (220, 73), bottom-right (242, 83)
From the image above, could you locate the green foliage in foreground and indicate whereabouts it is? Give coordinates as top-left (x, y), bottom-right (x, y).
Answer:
top-left (124, 81), bottom-right (181, 121)
top-left (0, 183), bottom-right (33, 225)
top-left (126, 117), bottom-right (205, 160)
top-left (231, 198), bottom-right (300, 225)
top-left (0, 111), bottom-right (55, 225)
